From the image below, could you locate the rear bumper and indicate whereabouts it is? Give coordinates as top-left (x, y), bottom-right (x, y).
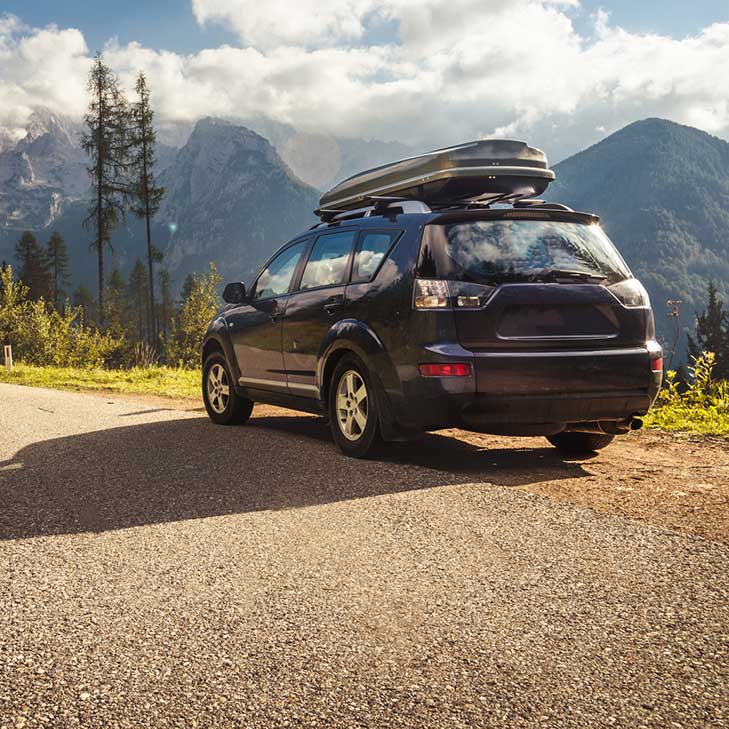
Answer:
top-left (460, 390), bottom-right (652, 427)
top-left (391, 344), bottom-right (662, 435)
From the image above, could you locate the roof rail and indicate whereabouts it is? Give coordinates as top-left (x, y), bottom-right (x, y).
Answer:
top-left (514, 199), bottom-right (574, 212)
top-left (313, 199), bottom-right (432, 224)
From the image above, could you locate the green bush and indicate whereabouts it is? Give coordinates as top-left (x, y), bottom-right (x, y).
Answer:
top-left (648, 352), bottom-right (729, 435)
top-left (166, 262), bottom-right (221, 368)
top-left (0, 266), bottom-right (120, 368)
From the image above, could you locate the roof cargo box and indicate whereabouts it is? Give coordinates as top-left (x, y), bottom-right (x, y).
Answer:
top-left (317, 139), bottom-right (555, 217)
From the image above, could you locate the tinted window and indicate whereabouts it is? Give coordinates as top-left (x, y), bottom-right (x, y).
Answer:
top-left (300, 231), bottom-right (355, 290)
top-left (419, 220), bottom-right (630, 285)
top-left (352, 231), bottom-right (399, 281)
top-left (253, 241), bottom-right (307, 301)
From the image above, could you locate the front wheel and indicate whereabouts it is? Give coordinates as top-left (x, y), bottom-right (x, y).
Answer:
top-left (547, 431), bottom-right (615, 454)
top-left (329, 355), bottom-right (380, 458)
top-left (202, 353), bottom-right (254, 425)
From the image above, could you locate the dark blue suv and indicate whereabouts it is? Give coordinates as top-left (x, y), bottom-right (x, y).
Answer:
top-left (201, 200), bottom-right (662, 457)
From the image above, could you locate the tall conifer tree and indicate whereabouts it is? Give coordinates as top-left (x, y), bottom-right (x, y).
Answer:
top-left (128, 259), bottom-right (149, 343)
top-left (157, 268), bottom-right (174, 345)
top-left (129, 72), bottom-right (165, 345)
top-left (72, 284), bottom-right (96, 325)
top-left (46, 231), bottom-right (70, 310)
top-left (687, 281), bottom-right (729, 378)
top-left (15, 231), bottom-right (50, 300)
top-left (82, 53), bottom-right (130, 325)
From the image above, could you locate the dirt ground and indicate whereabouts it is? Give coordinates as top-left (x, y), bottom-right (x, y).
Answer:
top-left (448, 426), bottom-right (729, 544)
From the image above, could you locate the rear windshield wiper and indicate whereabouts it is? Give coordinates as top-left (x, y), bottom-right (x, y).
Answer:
top-left (530, 268), bottom-right (607, 283)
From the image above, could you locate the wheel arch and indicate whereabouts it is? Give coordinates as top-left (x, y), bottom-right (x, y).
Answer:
top-left (317, 319), bottom-right (407, 441)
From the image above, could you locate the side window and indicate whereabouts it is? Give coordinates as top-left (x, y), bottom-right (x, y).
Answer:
top-left (252, 241), bottom-right (307, 301)
top-left (352, 230), bottom-right (400, 282)
top-left (299, 231), bottom-right (356, 290)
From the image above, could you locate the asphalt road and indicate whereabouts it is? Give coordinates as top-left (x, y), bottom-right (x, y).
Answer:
top-left (0, 383), bottom-right (727, 728)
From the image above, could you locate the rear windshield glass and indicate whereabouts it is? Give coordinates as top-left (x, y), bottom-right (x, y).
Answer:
top-left (419, 220), bottom-right (630, 285)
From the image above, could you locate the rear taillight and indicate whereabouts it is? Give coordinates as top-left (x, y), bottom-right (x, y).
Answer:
top-left (413, 279), bottom-right (494, 309)
top-left (419, 363), bottom-right (472, 377)
top-left (650, 357), bottom-right (663, 373)
top-left (607, 278), bottom-right (650, 308)
top-left (413, 279), bottom-right (449, 309)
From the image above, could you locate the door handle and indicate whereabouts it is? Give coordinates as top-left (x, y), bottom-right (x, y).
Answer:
top-left (323, 295), bottom-right (344, 316)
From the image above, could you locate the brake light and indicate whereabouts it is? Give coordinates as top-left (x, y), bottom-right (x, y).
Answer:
top-left (650, 357), bottom-right (663, 373)
top-left (419, 363), bottom-right (472, 377)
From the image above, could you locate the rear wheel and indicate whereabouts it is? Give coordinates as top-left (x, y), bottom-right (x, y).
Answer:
top-left (203, 353), bottom-right (253, 425)
top-left (547, 431), bottom-right (615, 454)
top-left (329, 355), bottom-right (379, 457)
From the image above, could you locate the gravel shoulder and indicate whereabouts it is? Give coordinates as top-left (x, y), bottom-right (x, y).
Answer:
top-left (1, 383), bottom-right (727, 728)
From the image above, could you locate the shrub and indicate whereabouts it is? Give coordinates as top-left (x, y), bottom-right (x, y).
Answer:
top-left (649, 352), bottom-right (729, 435)
top-left (0, 265), bottom-right (120, 368)
top-left (167, 262), bottom-right (221, 368)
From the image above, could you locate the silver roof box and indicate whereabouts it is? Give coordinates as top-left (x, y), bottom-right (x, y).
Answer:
top-left (316, 139), bottom-right (555, 218)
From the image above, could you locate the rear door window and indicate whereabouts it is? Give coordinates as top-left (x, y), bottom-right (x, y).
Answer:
top-left (299, 231), bottom-right (356, 290)
top-left (352, 230), bottom-right (401, 282)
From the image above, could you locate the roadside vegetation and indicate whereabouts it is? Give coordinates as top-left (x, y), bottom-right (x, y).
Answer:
top-left (645, 352), bottom-right (729, 436)
top-left (0, 362), bottom-right (198, 399)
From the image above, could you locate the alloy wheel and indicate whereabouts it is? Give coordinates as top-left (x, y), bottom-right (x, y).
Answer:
top-left (207, 363), bottom-right (230, 414)
top-left (336, 370), bottom-right (368, 441)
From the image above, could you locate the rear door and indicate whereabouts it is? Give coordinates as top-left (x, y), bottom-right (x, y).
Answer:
top-left (228, 239), bottom-right (308, 392)
top-left (282, 230), bottom-right (358, 397)
top-left (418, 216), bottom-right (653, 395)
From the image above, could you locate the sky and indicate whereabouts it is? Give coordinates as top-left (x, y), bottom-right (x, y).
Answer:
top-left (1, 0), bottom-right (729, 161)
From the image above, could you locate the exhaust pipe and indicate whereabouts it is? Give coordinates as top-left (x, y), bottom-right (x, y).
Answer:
top-left (568, 417), bottom-right (643, 435)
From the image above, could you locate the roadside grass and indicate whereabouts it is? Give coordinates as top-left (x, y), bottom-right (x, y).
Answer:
top-left (0, 363), bottom-right (200, 400)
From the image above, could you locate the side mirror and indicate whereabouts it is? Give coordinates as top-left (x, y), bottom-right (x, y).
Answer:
top-left (223, 282), bottom-right (247, 304)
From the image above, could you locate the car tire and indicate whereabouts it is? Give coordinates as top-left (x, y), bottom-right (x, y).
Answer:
top-left (329, 354), bottom-right (380, 458)
top-left (546, 431), bottom-right (615, 454)
top-left (202, 352), bottom-right (254, 425)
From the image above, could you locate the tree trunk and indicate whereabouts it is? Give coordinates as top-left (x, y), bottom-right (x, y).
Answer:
top-left (142, 122), bottom-right (156, 348)
top-left (96, 76), bottom-right (105, 326)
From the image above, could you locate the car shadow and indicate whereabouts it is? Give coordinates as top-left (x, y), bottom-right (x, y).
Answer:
top-left (0, 411), bottom-right (591, 540)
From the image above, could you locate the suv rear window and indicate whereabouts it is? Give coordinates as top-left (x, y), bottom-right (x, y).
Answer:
top-left (418, 220), bottom-right (630, 285)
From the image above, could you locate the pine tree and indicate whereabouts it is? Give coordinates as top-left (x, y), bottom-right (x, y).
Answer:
top-left (180, 273), bottom-right (196, 304)
top-left (72, 284), bottom-right (96, 325)
top-left (127, 258), bottom-right (149, 343)
top-left (15, 231), bottom-right (51, 300)
top-left (687, 281), bottom-right (729, 379)
top-left (157, 268), bottom-right (174, 345)
top-left (82, 53), bottom-right (131, 325)
top-left (128, 71), bottom-right (165, 346)
top-left (46, 231), bottom-right (70, 310)
top-left (105, 268), bottom-right (128, 338)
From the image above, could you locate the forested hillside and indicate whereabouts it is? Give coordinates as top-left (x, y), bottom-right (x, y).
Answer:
top-left (549, 118), bottom-right (729, 356)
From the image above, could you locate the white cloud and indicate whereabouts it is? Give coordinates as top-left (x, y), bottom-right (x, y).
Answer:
top-left (192, 0), bottom-right (381, 48)
top-left (0, 14), bottom-right (90, 139)
top-left (1, 3), bottom-right (729, 163)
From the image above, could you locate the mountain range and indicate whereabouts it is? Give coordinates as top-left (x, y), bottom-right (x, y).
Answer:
top-left (1, 111), bottom-right (728, 360)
